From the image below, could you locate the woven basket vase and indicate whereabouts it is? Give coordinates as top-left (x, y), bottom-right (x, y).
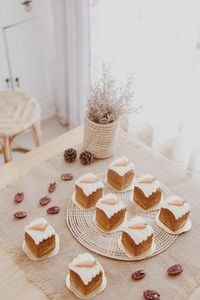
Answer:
top-left (83, 117), bottom-right (119, 159)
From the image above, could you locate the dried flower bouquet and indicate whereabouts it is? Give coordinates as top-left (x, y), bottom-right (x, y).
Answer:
top-left (86, 64), bottom-right (138, 125)
top-left (83, 64), bottom-right (139, 158)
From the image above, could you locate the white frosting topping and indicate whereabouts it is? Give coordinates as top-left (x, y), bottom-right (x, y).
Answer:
top-left (161, 195), bottom-right (190, 220)
top-left (75, 173), bottom-right (104, 196)
top-left (96, 193), bottom-right (125, 218)
top-left (123, 216), bottom-right (154, 245)
top-left (109, 156), bottom-right (134, 177)
top-left (135, 174), bottom-right (161, 197)
top-left (25, 217), bottom-right (55, 245)
top-left (69, 253), bottom-right (103, 285)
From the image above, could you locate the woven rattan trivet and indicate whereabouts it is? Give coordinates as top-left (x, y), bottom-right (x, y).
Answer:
top-left (66, 174), bottom-right (177, 261)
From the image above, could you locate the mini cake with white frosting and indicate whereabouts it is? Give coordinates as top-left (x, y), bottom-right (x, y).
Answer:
top-left (159, 195), bottom-right (191, 231)
top-left (24, 217), bottom-right (56, 258)
top-left (76, 173), bottom-right (104, 197)
top-left (133, 174), bottom-right (162, 210)
top-left (96, 193), bottom-right (126, 230)
top-left (69, 253), bottom-right (104, 296)
top-left (121, 216), bottom-right (154, 256)
top-left (75, 173), bottom-right (104, 209)
top-left (107, 156), bottom-right (134, 191)
top-left (123, 216), bottom-right (154, 245)
top-left (109, 156), bottom-right (135, 177)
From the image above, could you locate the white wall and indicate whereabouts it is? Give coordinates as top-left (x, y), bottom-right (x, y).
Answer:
top-left (90, 0), bottom-right (200, 141)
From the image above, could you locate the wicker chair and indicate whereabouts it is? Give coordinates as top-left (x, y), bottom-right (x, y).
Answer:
top-left (0, 91), bottom-right (41, 163)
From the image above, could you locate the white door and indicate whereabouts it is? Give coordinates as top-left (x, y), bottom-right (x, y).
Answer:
top-left (0, 29), bottom-right (11, 90)
top-left (4, 18), bottom-right (55, 117)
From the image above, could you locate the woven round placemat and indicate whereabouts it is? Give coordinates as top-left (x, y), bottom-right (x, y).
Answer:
top-left (66, 175), bottom-right (177, 261)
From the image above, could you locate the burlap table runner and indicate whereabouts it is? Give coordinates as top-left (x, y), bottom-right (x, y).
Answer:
top-left (0, 135), bottom-right (199, 300)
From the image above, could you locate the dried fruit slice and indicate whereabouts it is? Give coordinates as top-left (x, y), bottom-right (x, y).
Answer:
top-left (39, 196), bottom-right (51, 206)
top-left (47, 206), bottom-right (60, 215)
top-left (143, 290), bottom-right (160, 300)
top-left (128, 223), bottom-right (147, 230)
top-left (132, 270), bottom-right (146, 280)
top-left (60, 173), bottom-right (73, 181)
top-left (101, 199), bottom-right (118, 205)
top-left (75, 261), bottom-right (96, 268)
top-left (14, 211), bottom-right (27, 219)
top-left (167, 264), bottom-right (183, 276)
top-left (48, 182), bottom-right (57, 193)
top-left (29, 223), bottom-right (48, 232)
top-left (168, 199), bottom-right (184, 207)
top-left (14, 192), bottom-right (24, 203)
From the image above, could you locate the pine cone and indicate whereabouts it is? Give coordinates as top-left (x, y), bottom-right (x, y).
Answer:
top-left (79, 151), bottom-right (94, 165)
top-left (64, 148), bottom-right (77, 162)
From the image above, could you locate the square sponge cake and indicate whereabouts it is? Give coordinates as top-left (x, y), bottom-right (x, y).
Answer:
top-left (75, 173), bottom-right (104, 208)
top-left (25, 217), bottom-right (56, 258)
top-left (134, 174), bottom-right (162, 210)
top-left (107, 156), bottom-right (134, 191)
top-left (69, 253), bottom-right (104, 296)
top-left (159, 195), bottom-right (190, 231)
top-left (121, 216), bottom-right (154, 256)
top-left (96, 193), bottom-right (126, 231)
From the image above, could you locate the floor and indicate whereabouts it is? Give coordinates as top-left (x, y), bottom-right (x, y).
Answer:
top-left (0, 116), bottom-right (69, 165)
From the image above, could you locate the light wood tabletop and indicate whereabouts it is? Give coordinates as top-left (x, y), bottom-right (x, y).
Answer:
top-left (0, 125), bottom-right (199, 300)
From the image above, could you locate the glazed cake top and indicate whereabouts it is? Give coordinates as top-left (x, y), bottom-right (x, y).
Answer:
top-left (96, 193), bottom-right (125, 218)
top-left (135, 174), bottom-right (161, 197)
top-left (25, 217), bottom-right (55, 245)
top-left (161, 195), bottom-right (190, 220)
top-left (75, 173), bottom-right (104, 196)
top-left (123, 216), bottom-right (154, 245)
top-left (109, 156), bottom-right (134, 177)
top-left (69, 252), bottom-right (103, 285)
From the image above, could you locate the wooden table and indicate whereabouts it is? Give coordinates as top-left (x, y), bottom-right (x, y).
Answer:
top-left (0, 126), bottom-right (199, 300)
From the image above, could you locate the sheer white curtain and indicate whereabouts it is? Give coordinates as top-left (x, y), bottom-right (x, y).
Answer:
top-left (52, 0), bottom-right (90, 126)
top-left (173, 39), bottom-right (200, 171)
top-left (90, 0), bottom-right (200, 172)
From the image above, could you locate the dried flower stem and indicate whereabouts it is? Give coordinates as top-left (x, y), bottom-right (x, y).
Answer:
top-left (87, 63), bottom-right (140, 124)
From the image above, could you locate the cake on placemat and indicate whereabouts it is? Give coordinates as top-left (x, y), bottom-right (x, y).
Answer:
top-left (75, 173), bottom-right (104, 209)
top-left (121, 216), bottom-right (154, 256)
top-left (159, 195), bottom-right (190, 231)
top-left (96, 193), bottom-right (126, 231)
top-left (134, 174), bottom-right (162, 209)
top-left (25, 217), bottom-right (56, 258)
top-left (69, 253), bottom-right (104, 296)
top-left (107, 156), bottom-right (134, 190)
